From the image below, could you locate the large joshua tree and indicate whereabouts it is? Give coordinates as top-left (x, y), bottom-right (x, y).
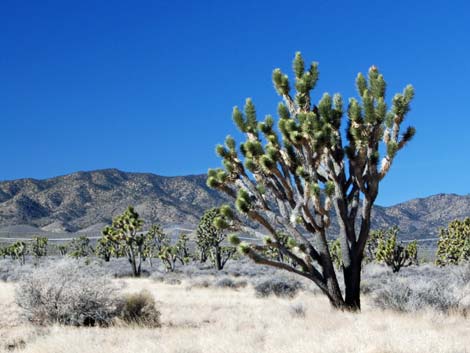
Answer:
top-left (207, 52), bottom-right (415, 311)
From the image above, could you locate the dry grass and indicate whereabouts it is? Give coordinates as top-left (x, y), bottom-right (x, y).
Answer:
top-left (1, 278), bottom-right (469, 353)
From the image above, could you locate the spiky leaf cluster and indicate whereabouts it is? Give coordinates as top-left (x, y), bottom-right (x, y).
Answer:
top-left (68, 235), bottom-right (93, 259)
top-left (5, 241), bottom-right (28, 264)
top-left (158, 233), bottom-right (191, 272)
top-left (196, 208), bottom-right (235, 270)
top-left (101, 206), bottom-right (148, 276)
top-left (436, 218), bottom-right (470, 266)
top-left (30, 236), bottom-right (48, 259)
top-left (375, 227), bottom-right (418, 272)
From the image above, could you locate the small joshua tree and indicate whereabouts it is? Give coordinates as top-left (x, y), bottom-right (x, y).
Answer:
top-left (375, 227), bottom-right (418, 272)
top-left (364, 228), bottom-right (384, 263)
top-left (95, 236), bottom-right (114, 262)
top-left (56, 243), bottom-right (69, 256)
top-left (158, 233), bottom-right (191, 272)
top-left (68, 235), bottom-right (93, 259)
top-left (101, 206), bottom-right (149, 277)
top-left (197, 208), bottom-right (235, 270)
top-left (436, 218), bottom-right (470, 266)
top-left (142, 224), bottom-right (166, 267)
top-left (0, 246), bottom-right (7, 259)
top-left (30, 236), bottom-right (48, 264)
top-left (8, 241), bottom-right (28, 265)
top-left (208, 52), bottom-right (415, 310)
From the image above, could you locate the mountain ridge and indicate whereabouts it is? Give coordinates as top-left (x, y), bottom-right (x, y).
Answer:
top-left (0, 169), bottom-right (469, 240)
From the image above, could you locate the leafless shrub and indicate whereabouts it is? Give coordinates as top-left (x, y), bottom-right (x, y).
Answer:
top-left (288, 302), bottom-right (306, 318)
top-left (15, 259), bottom-right (120, 326)
top-left (254, 277), bottom-right (303, 298)
top-left (214, 277), bottom-right (247, 289)
top-left (370, 264), bottom-right (470, 314)
top-left (186, 278), bottom-right (212, 289)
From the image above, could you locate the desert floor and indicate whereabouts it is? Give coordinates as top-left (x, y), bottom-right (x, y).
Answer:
top-left (1, 278), bottom-right (469, 353)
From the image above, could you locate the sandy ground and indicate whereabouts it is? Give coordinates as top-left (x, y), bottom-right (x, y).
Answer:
top-left (1, 278), bottom-right (469, 353)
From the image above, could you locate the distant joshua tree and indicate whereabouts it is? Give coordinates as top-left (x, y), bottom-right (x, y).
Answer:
top-left (30, 236), bottom-right (48, 264)
top-left (436, 218), bottom-right (470, 266)
top-left (207, 52), bottom-right (415, 310)
top-left (101, 206), bottom-right (147, 277)
top-left (68, 235), bottom-right (93, 259)
top-left (374, 227), bottom-right (418, 272)
top-left (196, 208), bottom-right (235, 270)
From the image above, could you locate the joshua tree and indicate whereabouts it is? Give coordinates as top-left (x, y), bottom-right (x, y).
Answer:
top-left (9, 241), bottom-right (28, 265)
top-left (142, 224), bottom-right (166, 267)
top-left (68, 235), bottom-right (93, 259)
top-left (364, 228), bottom-right (384, 263)
top-left (196, 208), bottom-right (236, 270)
top-left (0, 246), bottom-right (7, 259)
top-left (208, 52), bottom-right (415, 310)
top-left (30, 236), bottom-right (48, 264)
top-left (95, 236), bottom-right (114, 262)
top-left (56, 243), bottom-right (69, 256)
top-left (374, 227), bottom-right (418, 272)
top-left (158, 233), bottom-right (191, 272)
top-left (436, 218), bottom-right (470, 266)
top-left (101, 206), bottom-right (148, 277)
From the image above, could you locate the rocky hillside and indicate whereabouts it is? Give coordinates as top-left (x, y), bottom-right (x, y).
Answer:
top-left (0, 169), bottom-right (469, 240)
top-left (0, 169), bottom-right (229, 234)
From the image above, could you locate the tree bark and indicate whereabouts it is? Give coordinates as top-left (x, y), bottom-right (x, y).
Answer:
top-left (343, 254), bottom-right (362, 311)
top-left (215, 247), bottom-right (222, 270)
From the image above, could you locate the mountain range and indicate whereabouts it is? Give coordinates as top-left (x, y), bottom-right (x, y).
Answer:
top-left (0, 168), bottom-right (469, 241)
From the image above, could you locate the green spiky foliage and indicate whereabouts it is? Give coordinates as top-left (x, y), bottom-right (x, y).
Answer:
top-left (364, 229), bottom-right (385, 263)
top-left (101, 206), bottom-right (148, 277)
top-left (208, 52), bottom-right (415, 311)
top-left (0, 245), bottom-right (7, 259)
top-left (68, 235), bottom-right (93, 259)
top-left (30, 236), bottom-right (48, 264)
top-left (95, 236), bottom-right (115, 262)
top-left (8, 241), bottom-right (27, 265)
top-left (196, 208), bottom-right (236, 270)
top-left (435, 218), bottom-right (470, 266)
top-left (141, 224), bottom-right (166, 267)
top-left (375, 227), bottom-right (418, 272)
top-left (330, 239), bottom-right (342, 269)
top-left (262, 232), bottom-right (292, 264)
top-left (158, 233), bottom-right (191, 272)
top-left (56, 243), bottom-right (69, 256)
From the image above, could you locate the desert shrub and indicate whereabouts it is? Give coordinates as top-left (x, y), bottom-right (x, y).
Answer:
top-left (289, 302), bottom-right (306, 318)
top-left (116, 290), bottom-right (161, 327)
top-left (15, 260), bottom-right (120, 326)
top-left (186, 278), bottom-right (212, 289)
top-left (370, 264), bottom-right (470, 314)
top-left (214, 277), bottom-right (247, 289)
top-left (254, 277), bottom-right (303, 298)
top-left (0, 259), bottom-right (36, 282)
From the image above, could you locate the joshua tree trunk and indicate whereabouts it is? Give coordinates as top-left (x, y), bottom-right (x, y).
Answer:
top-left (214, 247), bottom-right (222, 270)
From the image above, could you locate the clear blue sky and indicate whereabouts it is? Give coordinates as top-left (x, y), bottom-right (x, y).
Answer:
top-left (1, 0), bottom-right (469, 206)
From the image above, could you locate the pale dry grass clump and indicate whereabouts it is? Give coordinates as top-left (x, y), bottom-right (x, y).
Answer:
top-left (1, 277), bottom-right (469, 353)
